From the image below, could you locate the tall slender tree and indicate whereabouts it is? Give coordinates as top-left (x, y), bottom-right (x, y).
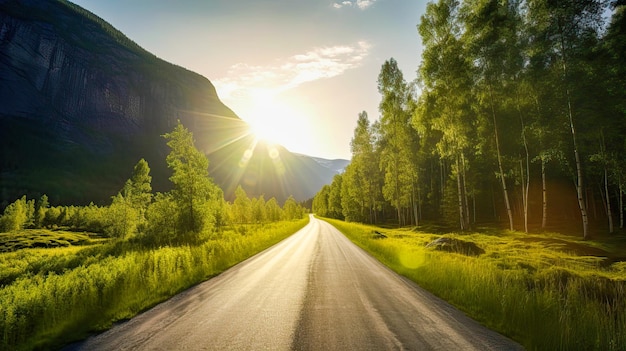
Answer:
top-left (415, 0), bottom-right (475, 229)
top-left (328, 174), bottom-right (344, 219)
top-left (127, 158), bottom-right (152, 211)
top-left (462, 0), bottom-right (528, 231)
top-left (164, 121), bottom-right (222, 240)
top-left (525, 0), bottom-right (608, 239)
top-left (378, 58), bottom-right (415, 225)
top-left (344, 111), bottom-right (379, 223)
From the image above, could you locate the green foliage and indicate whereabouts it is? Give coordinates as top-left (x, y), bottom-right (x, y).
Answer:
top-left (104, 193), bottom-right (138, 240)
top-left (1, 122), bottom-right (303, 244)
top-left (312, 185), bottom-right (330, 217)
top-left (163, 121), bottom-right (223, 241)
top-left (0, 230), bottom-right (98, 255)
top-left (100, 159), bottom-right (153, 240)
top-left (341, 164), bottom-right (362, 222)
top-left (0, 196), bottom-right (28, 232)
top-left (211, 194), bottom-right (228, 230)
top-left (33, 195), bottom-right (49, 229)
top-left (341, 111), bottom-right (380, 223)
top-left (0, 117), bottom-right (310, 351)
top-left (232, 185), bottom-right (251, 224)
top-left (43, 207), bottom-right (60, 229)
top-left (324, 217), bottom-right (626, 351)
top-left (311, 0), bottom-right (624, 235)
top-left (127, 158), bottom-right (152, 211)
top-left (143, 193), bottom-right (178, 245)
top-left (282, 196), bottom-right (304, 221)
top-left (265, 197), bottom-right (283, 222)
top-left (251, 195), bottom-right (267, 224)
top-left (0, 218), bottom-right (308, 351)
top-left (378, 59), bottom-right (417, 224)
top-left (327, 174), bottom-right (344, 219)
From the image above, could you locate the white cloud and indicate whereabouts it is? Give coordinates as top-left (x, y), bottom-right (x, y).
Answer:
top-left (332, 0), bottom-right (376, 10)
top-left (356, 0), bottom-right (374, 9)
top-left (214, 41), bottom-right (371, 101)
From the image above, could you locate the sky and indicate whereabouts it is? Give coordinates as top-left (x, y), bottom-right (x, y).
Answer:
top-left (71, 0), bottom-right (428, 160)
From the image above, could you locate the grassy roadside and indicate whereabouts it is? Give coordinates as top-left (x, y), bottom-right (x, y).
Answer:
top-left (321, 217), bottom-right (626, 351)
top-left (0, 218), bottom-right (309, 351)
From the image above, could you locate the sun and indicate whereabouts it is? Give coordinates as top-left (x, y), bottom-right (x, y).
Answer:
top-left (245, 89), bottom-right (312, 152)
top-left (247, 111), bottom-right (282, 145)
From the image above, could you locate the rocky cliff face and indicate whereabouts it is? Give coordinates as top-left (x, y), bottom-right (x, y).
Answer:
top-left (0, 0), bottom-right (235, 134)
top-left (0, 0), bottom-right (343, 207)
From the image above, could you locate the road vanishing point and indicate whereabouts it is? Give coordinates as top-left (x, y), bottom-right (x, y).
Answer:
top-left (69, 215), bottom-right (524, 350)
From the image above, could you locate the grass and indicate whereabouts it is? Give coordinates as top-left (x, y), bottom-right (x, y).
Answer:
top-left (0, 218), bottom-right (309, 351)
top-left (322, 218), bottom-right (626, 351)
top-left (0, 229), bottom-right (105, 253)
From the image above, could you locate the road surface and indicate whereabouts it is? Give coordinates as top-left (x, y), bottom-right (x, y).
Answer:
top-left (68, 215), bottom-right (523, 350)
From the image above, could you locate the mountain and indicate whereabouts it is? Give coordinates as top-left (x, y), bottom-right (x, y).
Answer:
top-left (0, 0), bottom-right (347, 207)
top-left (308, 157), bottom-right (350, 174)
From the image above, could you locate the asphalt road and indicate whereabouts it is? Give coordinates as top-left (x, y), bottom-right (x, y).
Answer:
top-left (69, 215), bottom-right (524, 350)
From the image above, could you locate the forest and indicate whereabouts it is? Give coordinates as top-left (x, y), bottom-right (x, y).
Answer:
top-left (313, 0), bottom-right (626, 239)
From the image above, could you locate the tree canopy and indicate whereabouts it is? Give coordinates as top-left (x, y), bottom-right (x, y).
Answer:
top-left (314, 0), bottom-right (624, 238)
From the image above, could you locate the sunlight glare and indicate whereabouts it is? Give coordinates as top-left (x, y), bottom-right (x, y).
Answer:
top-left (245, 89), bottom-right (315, 154)
top-left (398, 248), bottom-right (425, 270)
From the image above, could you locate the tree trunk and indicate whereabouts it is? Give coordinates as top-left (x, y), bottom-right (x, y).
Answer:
top-left (542, 157), bottom-right (548, 230)
top-left (604, 167), bottom-right (614, 233)
top-left (492, 184), bottom-right (498, 220)
top-left (571, 125), bottom-right (589, 239)
top-left (418, 187), bottom-right (423, 222)
top-left (461, 153), bottom-right (470, 230)
top-left (617, 175), bottom-right (624, 229)
top-left (395, 160), bottom-right (401, 226)
top-left (456, 155), bottom-right (465, 231)
top-left (489, 87), bottom-right (514, 231)
top-left (472, 188), bottom-right (477, 224)
top-left (517, 103), bottom-right (530, 233)
top-left (559, 23), bottom-right (588, 239)
top-left (411, 175), bottom-right (419, 227)
top-left (599, 131), bottom-right (613, 234)
top-left (395, 202), bottom-right (401, 226)
top-left (372, 197), bottom-right (378, 224)
top-left (519, 160), bottom-right (527, 233)
top-left (440, 159), bottom-right (445, 202)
